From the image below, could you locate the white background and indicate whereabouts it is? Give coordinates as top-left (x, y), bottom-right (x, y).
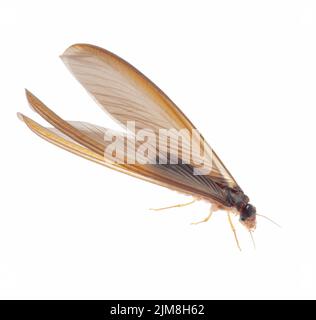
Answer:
top-left (1, 0), bottom-right (316, 299)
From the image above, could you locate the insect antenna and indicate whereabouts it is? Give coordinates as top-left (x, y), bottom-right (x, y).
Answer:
top-left (249, 230), bottom-right (256, 249)
top-left (256, 213), bottom-right (281, 228)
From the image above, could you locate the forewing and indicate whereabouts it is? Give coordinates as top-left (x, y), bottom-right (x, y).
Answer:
top-left (18, 110), bottom-right (228, 205)
top-left (61, 44), bottom-right (241, 190)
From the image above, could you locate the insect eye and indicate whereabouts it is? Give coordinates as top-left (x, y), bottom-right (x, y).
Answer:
top-left (240, 204), bottom-right (256, 221)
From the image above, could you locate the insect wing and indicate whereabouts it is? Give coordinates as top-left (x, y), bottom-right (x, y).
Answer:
top-left (61, 44), bottom-right (241, 191)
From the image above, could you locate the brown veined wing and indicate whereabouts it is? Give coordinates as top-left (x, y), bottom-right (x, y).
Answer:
top-left (60, 43), bottom-right (241, 191)
top-left (18, 95), bottom-right (228, 206)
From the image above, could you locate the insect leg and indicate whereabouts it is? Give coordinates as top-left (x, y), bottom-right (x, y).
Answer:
top-left (190, 204), bottom-right (219, 225)
top-left (227, 212), bottom-right (242, 251)
top-left (149, 199), bottom-right (196, 211)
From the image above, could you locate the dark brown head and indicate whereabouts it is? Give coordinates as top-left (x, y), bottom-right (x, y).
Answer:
top-left (239, 203), bottom-right (256, 230)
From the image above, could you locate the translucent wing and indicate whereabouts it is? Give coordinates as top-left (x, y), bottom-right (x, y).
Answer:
top-left (61, 44), bottom-right (241, 191)
top-left (19, 92), bottom-right (230, 206)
